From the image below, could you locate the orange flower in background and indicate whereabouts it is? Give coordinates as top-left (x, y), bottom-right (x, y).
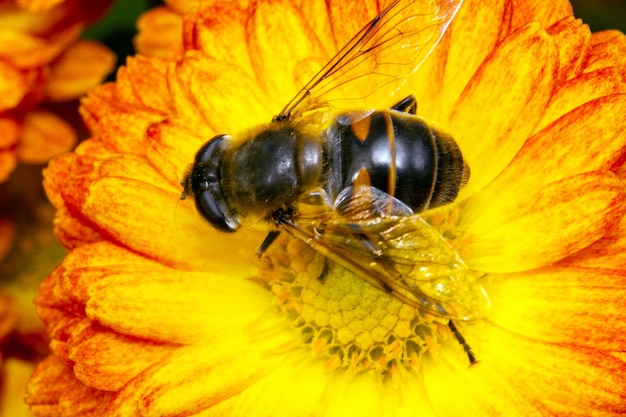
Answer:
top-left (26, 0), bottom-right (626, 416)
top-left (0, 0), bottom-right (116, 182)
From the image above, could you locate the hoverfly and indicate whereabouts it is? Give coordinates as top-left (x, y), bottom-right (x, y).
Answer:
top-left (182, 0), bottom-right (490, 363)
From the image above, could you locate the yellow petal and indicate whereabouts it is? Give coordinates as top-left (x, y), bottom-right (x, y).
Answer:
top-left (248, 0), bottom-right (326, 105)
top-left (85, 269), bottom-right (272, 344)
top-left (538, 67), bottom-right (626, 131)
top-left (441, 0), bottom-right (510, 113)
top-left (107, 324), bottom-right (293, 417)
top-left (425, 324), bottom-right (626, 416)
top-left (473, 94), bottom-right (626, 207)
top-left (0, 61), bottom-right (27, 111)
top-left (446, 23), bottom-right (558, 193)
top-left (462, 171), bottom-right (626, 272)
top-left (487, 266), bottom-right (626, 350)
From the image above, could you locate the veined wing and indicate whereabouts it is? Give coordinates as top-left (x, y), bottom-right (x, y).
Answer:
top-left (282, 186), bottom-right (490, 321)
top-left (275, 0), bottom-right (463, 123)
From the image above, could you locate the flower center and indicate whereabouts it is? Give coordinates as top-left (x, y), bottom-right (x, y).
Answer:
top-left (259, 232), bottom-right (459, 377)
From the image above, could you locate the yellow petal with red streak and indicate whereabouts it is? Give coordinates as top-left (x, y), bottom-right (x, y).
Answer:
top-left (461, 171), bottom-right (626, 272)
top-left (446, 23), bottom-right (558, 194)
top-left (487, 266), bottom-right (626, 350)
top-left (472, 94), bottom-right (626, 210)
top-left (85, 269), bottom-right (272, 344)
top-left (441, 0), bottom-right (510, 113)
top-left (538, 67), bottom-right (626, 132)
top-left (547, 17), bottom-right (591, 83)
top-left (67, 322), bottom-right (178, 391)
top-left (107, 324), bottom-right (294, 417)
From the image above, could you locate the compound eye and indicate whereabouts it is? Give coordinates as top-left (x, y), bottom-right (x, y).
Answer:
top-left (194, 186), bottom-right (240, 232)
top-left (195, 134), bottom-right (230, 164)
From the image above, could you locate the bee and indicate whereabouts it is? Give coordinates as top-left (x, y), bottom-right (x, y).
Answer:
top-left (182, 0), bottom-right (490, 363)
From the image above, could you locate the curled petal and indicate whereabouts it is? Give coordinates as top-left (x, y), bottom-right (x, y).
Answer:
top-left (135, 6), bottom-right (183, 58)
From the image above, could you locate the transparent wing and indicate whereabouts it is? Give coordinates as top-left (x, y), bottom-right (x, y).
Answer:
top-left (275, 0), bottom-right (463, 122)
top-left (282, 186), bottom-right (490, 321)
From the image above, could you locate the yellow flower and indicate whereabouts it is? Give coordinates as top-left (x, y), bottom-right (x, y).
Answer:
top-left (0, 0), bottom-right (116, 182)
top-left (26, 0), bottom-right (626, 415)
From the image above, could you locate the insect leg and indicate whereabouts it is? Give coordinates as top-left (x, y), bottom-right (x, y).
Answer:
top-left (391, 95), bottom-right (417, 115)
top-left (447, 320), bottom-right (478, 365)
top-left (256, 230), bottom-right (281, 258)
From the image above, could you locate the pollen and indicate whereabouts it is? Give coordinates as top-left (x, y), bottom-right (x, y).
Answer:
top-left (258, 235), bottom-right (451, 377)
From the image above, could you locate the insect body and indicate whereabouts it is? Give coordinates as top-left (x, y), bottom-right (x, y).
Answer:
top-left (181, 0), bottom-right (490, 362)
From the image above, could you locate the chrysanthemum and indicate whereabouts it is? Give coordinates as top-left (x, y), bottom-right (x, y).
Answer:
top-left (0, 0), bottom-right (115, 182)
top-left (26, 0), bottom-right (626, 415)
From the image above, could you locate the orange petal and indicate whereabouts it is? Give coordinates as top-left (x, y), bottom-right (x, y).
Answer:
top-left (16, 0), bottom-right (64, 12)
top-left (461, 171), bottom-right (626, 273)
top-left (0, 29), bottom-right (61, 68)
top-left (25, 355), bottom-right (113, 416)
top-left (135, 6), bottom-right (183, 59)
top-left (441, 0), bottom-right (510, 113)
top-left (446, 23), bottom-right (558, 193)
top-left (181, 3), bottom-right (254, 76)
top-left (46, 39), bottom-right (116, 101)
top-left (509, 0), bottom-right (572, 30)
top-left (85, 269), bottom-right (272, 344)
top-left (107, 325), bottom-right (292, 417)
top-left (476, 94), bottom-right (626, 206)
top-left (0, 151), bottom-right (17, 182)
top-left (67, 322), bottom-right (178, 391)
top-left (0, 115), bottom-right (20, 148)
top-left (583, 30), bottom-right (626, 75)
top-left (0, 61), bottom-right (27, 111)
top-left (487, 266), bottom-right (626, 350)
top-left (16, 110), bottom-right (77, 163)
top-left (546, 16), bottom-right (591, 84)
top-left (538, 67), bottom-right (626, 131)
top-left (116, 55), bottom-right (173, 113)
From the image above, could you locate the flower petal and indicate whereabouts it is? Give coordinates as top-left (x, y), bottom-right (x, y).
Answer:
top-left (487, 266), bottom-right (626, 350)
top-left (16, 110), bottom-right (77, 163)
top-left (538, 67), bottom-right (626, 132)
top-left (25, 355), bottom-right (113, 417)
top-left (441, 0), bottom-right (510, 113)
top-left (46, 39), bottom-right (116, 101)
top-left (446, 23), bottom-right (558, 193)
top-left (67, 322), bottom-right (178, 391)
top-left (248, 0), bottom-right (326, 104)
top-left (473, 93), bottom-right (626, 207)
top-left (106, 324), bottom-right (294, 417)
top-left (461, 171), bottom-right (626, 272)
top-left (425, 325), bottom-right (626, 416)
top-left (546, 16), bottom-right (591, 84)
top-left (135, 6), bottom-right (183, 58)
top-left (85, 269), bottom-right (273, 344)
top-left (0, 61), bottom-right (28, 111)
